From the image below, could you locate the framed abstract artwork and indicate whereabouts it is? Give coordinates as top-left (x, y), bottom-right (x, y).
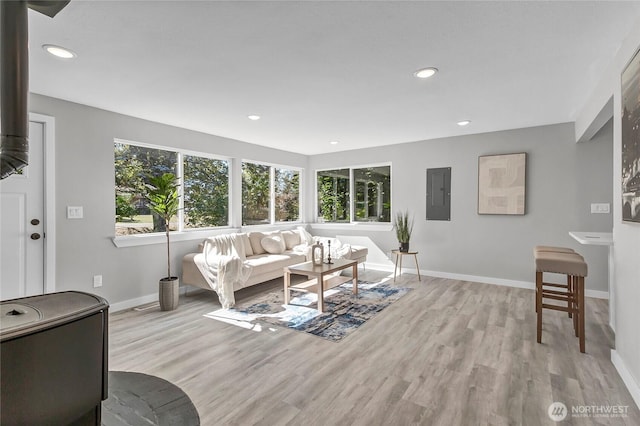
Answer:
top-left (622, 47), bottom-right (640, 223)
top-left (478, 152), bottom-right (526, 215)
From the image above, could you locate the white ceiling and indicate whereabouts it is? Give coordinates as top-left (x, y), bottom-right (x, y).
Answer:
top-left (28, 1), bottom-right (640, 155)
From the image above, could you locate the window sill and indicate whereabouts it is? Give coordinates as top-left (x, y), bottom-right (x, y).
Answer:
top-left (240, 222), bottom-right (304, 232)
top-left (310, 222), bottom-right (393, 232)
top-left (112, 227), bottom-right (240, 248)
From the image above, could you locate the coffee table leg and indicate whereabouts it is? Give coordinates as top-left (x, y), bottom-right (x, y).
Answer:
top-left (284, 270), bottom-right (290, 305)
top-left (318, 273), bottom-right (324, 313)
top-left (353, 263), bottom-right (358, 296)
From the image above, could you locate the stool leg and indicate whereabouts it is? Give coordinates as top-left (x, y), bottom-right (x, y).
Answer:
top-left (535, 271), bottom-right (541, 313)
top-left (536, 271), bottom-right (543, 344)
top-left (578, 276), bottom-right (585, 353)
top-left (567, 275), bottom-right (573, 318)
top-left (571, 277), bottom-right (580, 337)
top-left (414, 254), bottom-right (421, 281)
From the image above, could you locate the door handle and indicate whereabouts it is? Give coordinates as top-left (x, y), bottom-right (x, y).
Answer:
top-left (30, 233), bottom-right (41, 240)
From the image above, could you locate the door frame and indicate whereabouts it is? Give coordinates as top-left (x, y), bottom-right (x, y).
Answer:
top-left (29, 112), bottom-right (56, 294)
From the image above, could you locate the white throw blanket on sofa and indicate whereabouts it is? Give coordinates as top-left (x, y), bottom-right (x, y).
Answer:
top-left (200, 234), bottom-right (252, 309)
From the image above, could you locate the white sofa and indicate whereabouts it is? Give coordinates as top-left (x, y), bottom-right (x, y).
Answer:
top-left (182, 229), bottom-right (368, 294)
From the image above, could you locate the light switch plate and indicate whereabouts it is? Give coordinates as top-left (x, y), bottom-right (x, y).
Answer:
top-left (67, 206), bottom-right (84, 219)
top-left (590, 203), bottom-right (610, 214)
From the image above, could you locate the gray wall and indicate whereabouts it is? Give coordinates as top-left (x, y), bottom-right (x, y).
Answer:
top-left (30, 94), bottom-right (307, 306)
top-left (576, 16), bottom-right (640, 404)
top-left (30, 93), bottom-right (613, 309)
top-left (307, 122), bottom-right (613, 292)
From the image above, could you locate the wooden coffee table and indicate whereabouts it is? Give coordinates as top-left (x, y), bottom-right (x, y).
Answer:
top-left (284, 258), bottom-right (358, 313)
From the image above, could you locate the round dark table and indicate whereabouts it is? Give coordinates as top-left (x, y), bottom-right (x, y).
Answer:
top-left (102, 371), bottom-right (199, 426)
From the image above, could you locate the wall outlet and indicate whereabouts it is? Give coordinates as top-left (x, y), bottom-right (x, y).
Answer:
top-left (590, 203), bottom-right (610, 214)
top-left (93, 275), bottom-right (102, 288)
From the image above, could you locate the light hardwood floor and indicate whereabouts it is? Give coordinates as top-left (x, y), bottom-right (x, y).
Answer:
top-left (108, 270), bottom-right (639, 425)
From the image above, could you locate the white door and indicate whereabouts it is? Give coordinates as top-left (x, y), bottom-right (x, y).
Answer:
top-left (0, 121), bottom-right (45, 300)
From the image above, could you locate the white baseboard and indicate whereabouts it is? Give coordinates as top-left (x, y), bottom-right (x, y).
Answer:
top-left (109, 286), bottom-right (190, 313)
top-left (363, 262), bottom-right (395, 272)
top-left (611, 350), bottom-right (640, 410)
top-left (363, 263), bottom-right (609, 299)
top-left (584, 289), bottom-right (609, 299)
top-left (110, 266), bottom-right (609, 312)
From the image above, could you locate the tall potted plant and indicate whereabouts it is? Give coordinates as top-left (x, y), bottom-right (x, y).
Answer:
top-left (146, 173), bottom-right (181, 311)
top-left (395, 210), bottom-right (413, 252)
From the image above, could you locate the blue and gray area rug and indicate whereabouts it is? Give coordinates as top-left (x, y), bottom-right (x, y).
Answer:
top-left (204, 280), bottom-right (411, 342)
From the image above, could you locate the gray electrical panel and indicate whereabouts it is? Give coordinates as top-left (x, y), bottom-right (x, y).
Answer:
top-left (426, 167), bottom-right (451, 221)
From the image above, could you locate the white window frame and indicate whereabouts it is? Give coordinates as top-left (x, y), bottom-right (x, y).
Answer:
top-left (241, 159), bottom-right (304, 227)
top-left (112, 138), bottom-right (233, 247)
top-left (315, 162), bottom-right (392, 226)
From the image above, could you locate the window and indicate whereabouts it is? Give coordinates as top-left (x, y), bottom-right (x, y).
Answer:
top-left (183, 155), bottom-right (229, 228)
top-left (242, 161), bottom-right (301, 226)
top-left (242, 162), bottom-right (270, 225)
top-left (317, 165), bottom-right (391, 223)
top-left (114, 141), bottom-right (230, 236)
top-left (317, 168), bottom-right (350, 222)
top-left (353, 166), bottom-right (390, 222)
top-left (274, 168), bottom-right (300, 222)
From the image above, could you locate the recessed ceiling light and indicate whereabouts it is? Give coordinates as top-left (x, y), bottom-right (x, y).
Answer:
top-left (330, 141), bottom-right (339, 145)
top-left (457, 120), bottom-right (471, 126)
top-left (414, 67), bottom-right (438, 79)
top-left (42, 44), bottom-right (76, 59)
top-left (247, 115), bottom-right (261, 121)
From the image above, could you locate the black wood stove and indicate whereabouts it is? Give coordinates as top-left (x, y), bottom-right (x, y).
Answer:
top-left (1, 291), bottom-right (109, 425)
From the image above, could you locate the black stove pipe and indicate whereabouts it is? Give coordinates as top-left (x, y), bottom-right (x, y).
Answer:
top-left (0, 0), bottom-right (70, 180)
top-left (0, 0), bottom-right (29, 180)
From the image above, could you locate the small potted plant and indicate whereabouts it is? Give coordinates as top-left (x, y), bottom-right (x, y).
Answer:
top-left (146, 173), bottom-right (181, 311)
top-left (395, 210), bottom-right (413, 252)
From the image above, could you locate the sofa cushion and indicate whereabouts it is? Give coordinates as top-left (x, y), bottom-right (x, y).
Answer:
top-left (261, 234), bottom-right (286, 254)
top-left (281, 230), bottom-right (301, 250)
top-left (245, 253), bottom-right (306, 276)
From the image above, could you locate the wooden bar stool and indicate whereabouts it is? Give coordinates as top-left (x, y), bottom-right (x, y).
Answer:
top-left (533, 246), bottom-right (575, 317)
top-left (534, 250), bottom-right (588, 353)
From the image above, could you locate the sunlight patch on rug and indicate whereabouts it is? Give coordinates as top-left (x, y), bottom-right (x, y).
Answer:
top-left (204, 279), bottom-right (411, 342)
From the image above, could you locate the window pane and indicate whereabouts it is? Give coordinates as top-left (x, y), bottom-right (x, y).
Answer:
top-left (183, 155), bottom-right (229, 228)
top-left (275, 168), bottom-right (300, 222)
top-left (317, 169), bottom-right (350, 222)
top-left (242, 162), bottom-right (270, 225)
top-left (354, 166), bottom-right (391, 222)
top-left (115, 143), bottom-right (177, 235)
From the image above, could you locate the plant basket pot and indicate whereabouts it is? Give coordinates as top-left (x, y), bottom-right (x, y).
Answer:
top-left (399, 242), bottom-right (410, 253)
top-left (159, 277), bottom-right (179, 311)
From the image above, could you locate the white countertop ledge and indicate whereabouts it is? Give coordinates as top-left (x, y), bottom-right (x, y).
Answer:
top-left (569, 231), bottom-right (613, 246)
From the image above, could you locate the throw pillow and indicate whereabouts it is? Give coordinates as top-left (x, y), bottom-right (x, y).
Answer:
top-left (248, 232), bottom-right (267, 255)
top-left (261, 235), bottom-right (286, 254)
top-left (239, 233), bottom-right (253, 257)
top-left (281, 230), bottom-right (300, 250)
top-left (296, 226), bottom-right (314, 245)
